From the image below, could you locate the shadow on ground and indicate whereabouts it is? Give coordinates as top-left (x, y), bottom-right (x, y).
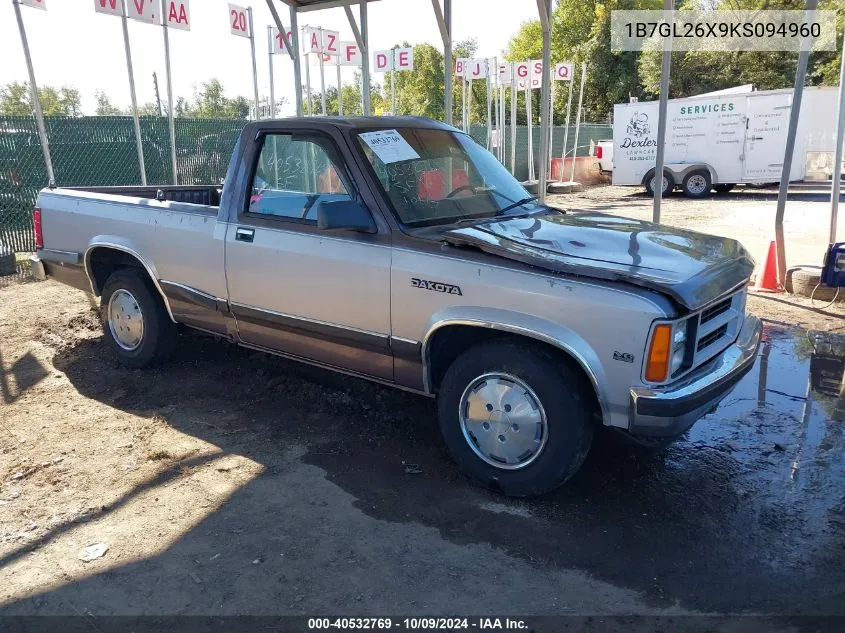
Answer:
top-left (1, 322), bottom-right (843, 615)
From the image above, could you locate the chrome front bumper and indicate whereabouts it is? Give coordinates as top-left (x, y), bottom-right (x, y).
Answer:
top-left (629, 313), bottom-right (763, 437)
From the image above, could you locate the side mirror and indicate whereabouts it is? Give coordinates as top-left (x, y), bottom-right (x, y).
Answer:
top-left (317, 200), bottom-right (377, 233)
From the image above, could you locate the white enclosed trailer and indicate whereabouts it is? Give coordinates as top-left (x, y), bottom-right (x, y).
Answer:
top-left (611, 86), bottom-right (840, 197)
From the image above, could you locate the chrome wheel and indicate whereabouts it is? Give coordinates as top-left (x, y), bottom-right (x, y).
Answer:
top-left (107, 288), bottom-right (144, 351)
top-left (686, 174), bottom-right (708, 195)
top-left (459, 373), bottom-right (548, 470)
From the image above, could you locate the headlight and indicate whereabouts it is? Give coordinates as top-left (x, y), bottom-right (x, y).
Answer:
top-left (670, 319), bottom-right (690, 374)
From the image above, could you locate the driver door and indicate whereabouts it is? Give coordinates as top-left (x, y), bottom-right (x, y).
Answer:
top-left (224, 130), bottom-right (393, 380)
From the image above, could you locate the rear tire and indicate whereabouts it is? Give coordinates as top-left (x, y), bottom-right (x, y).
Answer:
top-left (100, 269), bottom-right (176, 368)
top-left (682, 169), bottom-right (712, 198)
top-left (437, 340), bottom-right (594, 497)
top-left (0, 245), bottom-right (15, 276)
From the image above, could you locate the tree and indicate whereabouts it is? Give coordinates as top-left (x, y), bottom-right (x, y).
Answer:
top-left (95, 91), bottom-right (123, 116)
top-left (0, 82), bottom-right (31, 115)
top-left (40, 86), bottom-right (83, 116)
top-left (637, 0), bottom-right (843, 98)
top-left (183, 78), bottom-right (252, 118)
top-left (315, 72), bottom-right (386, 116)
top-left (137, 102), bottom-right (160, 116)
top-left (392, 43), bottom-right (444, 119)
top-left (505, 0), bottom-right (661, 123)
top-left (0, 81), bottom-right (83, 116)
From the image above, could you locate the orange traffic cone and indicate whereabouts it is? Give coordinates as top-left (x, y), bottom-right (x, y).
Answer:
top-left (754, 241), bottom-right (780, 293)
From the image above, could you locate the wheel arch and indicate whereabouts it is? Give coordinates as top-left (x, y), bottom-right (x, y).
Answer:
top-left (642, 166), bottom-right (675, 188)
top-left (420, 308), bottom-right (610, 427)
top-left (83, 239), bottom-right (176, 323)
top-left (666, 163), bottom-right (719, 184)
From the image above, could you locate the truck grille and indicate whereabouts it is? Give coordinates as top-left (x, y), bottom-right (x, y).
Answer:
top-left (690, 289), bottom-right (745, 369)
top-left (700, 298), bottom-right (732, 325)
top-left (697, 324), bottom-right (729, 352)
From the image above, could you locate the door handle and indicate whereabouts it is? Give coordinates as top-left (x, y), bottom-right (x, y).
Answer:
top-left (235, 227), bottom-right (255, 243)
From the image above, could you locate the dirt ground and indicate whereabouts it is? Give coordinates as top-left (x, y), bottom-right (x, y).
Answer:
top-left (1, 184), bottom-right (845, 624)
top-left (1, 273), bottom-right (844, 624)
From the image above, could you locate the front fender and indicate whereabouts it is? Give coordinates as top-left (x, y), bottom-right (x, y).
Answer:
top-left (421, 305), bottom-right (610, 426)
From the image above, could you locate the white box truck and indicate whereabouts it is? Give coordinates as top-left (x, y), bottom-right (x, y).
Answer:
top-left (611, 86), bottom-right (840, 198)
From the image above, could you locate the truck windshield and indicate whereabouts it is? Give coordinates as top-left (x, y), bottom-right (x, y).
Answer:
top-left (355, 127), bottom-right (540, 227)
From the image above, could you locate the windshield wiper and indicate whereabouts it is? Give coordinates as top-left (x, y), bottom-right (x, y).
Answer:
top-left (497, 196), bottom-right (538, 215)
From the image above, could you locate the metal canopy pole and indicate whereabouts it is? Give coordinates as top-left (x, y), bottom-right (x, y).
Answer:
top-left (160, 0), bottom-right (178, 184)
top-left (266, 0), bottom-right (300, 115)
top-left (268, 27), bottom-right (276, 118)
top-left (318, 27), bottom-right (327, 115)
top-left (510, 68), bottom-right (517, 174)
top-left (536, 0), bottom-right (551, 201)
top-left (121, 0), bottom-right (146, 185)
top-left (548, 79), bottom-right (555, 181)
top-left (337, 54), bottom-right (343, 115)
top-left (343, 4), bottom-right (366, 114)
top-left (775, 0), bottom-right (818, 287)
top-left (652, 0), bottom-right (673, 223)
top-left (526, 86), bottom-right (534, 182)
top-left (13, 0), bottom-right (54, 186)
top-left (466, 77), bottom-right (471, 132)
top-left (248, 8), bottom-right (260, 118)
top-left (360, 1), bottom-right (371, 115)
top-left (569, 62), bottom-right (586, 183)
top-left (291, 7), bottom-right (304, 115)
top-left (486, 60), bottom-right (493, 150)
top-left (431, 0), bottom-right (452, 125)
top-left (829, 27), bottom-right (845, 244)
top-left (498, 73), bottom-right (504, 162)
top-left (304, 43), bottom-right (313, 114)
top-left (391, 48), bottom-right (396, 114)
top-left (560, 75), bottom-right (573, 182)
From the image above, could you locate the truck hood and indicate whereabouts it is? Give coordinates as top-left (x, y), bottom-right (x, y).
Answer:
top-left (443, 211), bottom-right (754, 311)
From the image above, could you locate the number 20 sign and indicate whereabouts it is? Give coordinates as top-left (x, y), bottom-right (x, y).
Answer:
top-left (228, 3), bottom-right (250, 38)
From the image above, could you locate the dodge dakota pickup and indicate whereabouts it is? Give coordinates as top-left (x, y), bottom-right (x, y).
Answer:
top-left (34, 116), bottom-right (762, 496)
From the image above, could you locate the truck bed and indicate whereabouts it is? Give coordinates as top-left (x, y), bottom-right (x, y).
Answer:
top-left (68, 185), bottom-right (223, 208)
top-left (37, 186), bottom-right (226, 316)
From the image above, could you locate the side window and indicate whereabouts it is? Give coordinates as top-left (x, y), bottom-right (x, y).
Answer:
top-left (248, 134), bottom-right (352, 222)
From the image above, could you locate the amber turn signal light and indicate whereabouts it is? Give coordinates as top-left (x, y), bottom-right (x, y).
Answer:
top-left (645, 324), bottom-right (672, 382)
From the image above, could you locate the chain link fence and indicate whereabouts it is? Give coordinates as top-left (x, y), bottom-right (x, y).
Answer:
top-left (0, 116), bottom-right (611, 253)
top-left (467, 123), bottom-right (612, 182)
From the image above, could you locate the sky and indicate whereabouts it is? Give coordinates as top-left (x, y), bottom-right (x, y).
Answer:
top-left (1, 0), bottom-right (540, 116)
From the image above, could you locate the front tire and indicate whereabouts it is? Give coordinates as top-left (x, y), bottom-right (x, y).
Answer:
top-left (100, 269), bottom-right (176, 368)
top-left (437, 340), bottom-right (594, 497)
top-left (644, 169), bottom-right (673, 197)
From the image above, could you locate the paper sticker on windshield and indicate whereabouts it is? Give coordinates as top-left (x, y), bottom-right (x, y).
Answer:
top-left (359, 129), bottom-right (420, 164)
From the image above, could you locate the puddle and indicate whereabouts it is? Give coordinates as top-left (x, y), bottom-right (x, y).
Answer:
top-left (685, 323), bottom-right (845, 562)
top-left (307, 321), bottom-right (845, 613)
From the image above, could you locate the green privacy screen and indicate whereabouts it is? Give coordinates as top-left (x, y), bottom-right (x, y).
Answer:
top-left (0, 115), bottom-right (609, 253)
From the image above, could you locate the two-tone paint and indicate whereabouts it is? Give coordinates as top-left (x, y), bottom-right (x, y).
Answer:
top-left (35, 116), bottom-right (761, 438)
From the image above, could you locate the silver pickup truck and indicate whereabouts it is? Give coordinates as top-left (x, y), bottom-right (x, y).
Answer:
top-left (34, 117), bottom-right (762, 496)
